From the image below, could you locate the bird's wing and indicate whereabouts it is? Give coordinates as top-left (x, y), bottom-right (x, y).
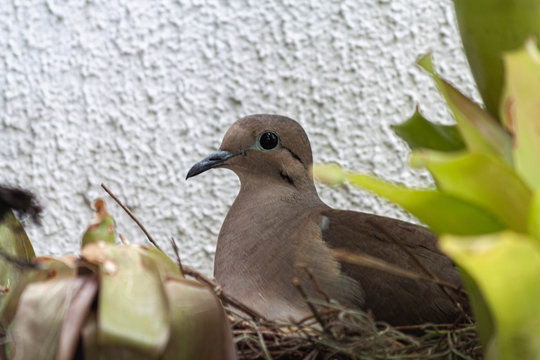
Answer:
top-left (317, 208), bottom-right (465, 325)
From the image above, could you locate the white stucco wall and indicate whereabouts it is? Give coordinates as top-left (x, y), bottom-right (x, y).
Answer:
top-left (1, 0), bottom-right (479, 275)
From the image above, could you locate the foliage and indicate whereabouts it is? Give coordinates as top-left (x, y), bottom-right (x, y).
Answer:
top-left (453, 0), bottom-right (540, 121)
top-left (0, 200), bottom-right (235, 360)
top-left (315, 39), bottom-right (540, 360)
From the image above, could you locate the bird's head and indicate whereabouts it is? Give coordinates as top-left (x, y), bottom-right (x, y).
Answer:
top-left (186, 114), bottom-right (314, 189)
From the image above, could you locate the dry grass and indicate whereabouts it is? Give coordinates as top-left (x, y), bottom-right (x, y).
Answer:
top-left (226, 300), bottom-right (481, 360)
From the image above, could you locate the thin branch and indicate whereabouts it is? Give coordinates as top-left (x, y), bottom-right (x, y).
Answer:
top-left (169, 237), bottom-right (184, 274)
top-left (292, 277), bottom-right (331, 336)
top-left (101, 183), bottom-right (162, 251)
top-left (296, 264), bottom-right (331, 303)
top-left (182, 264), bottom-right (266, 321)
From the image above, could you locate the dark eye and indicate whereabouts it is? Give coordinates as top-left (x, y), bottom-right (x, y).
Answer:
top-left (258, 131), bottom-right (280, 150)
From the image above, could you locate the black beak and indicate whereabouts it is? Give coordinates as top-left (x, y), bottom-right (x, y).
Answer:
top-left (186, 150), bottom-right (240, 179)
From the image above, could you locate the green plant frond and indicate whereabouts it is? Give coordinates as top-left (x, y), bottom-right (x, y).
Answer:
top-left (391, 108), bottom-right (465, 152)
top-left (417, 54), bottom-right (513, 165)
top-left (314, 163), bottom-right (506, 235)
top-left (410, 150), bottom-right (533, 232)
top-left (441, 231), bottom-right (540, 359)
top-left (501, 39), bottom-right (540, 190)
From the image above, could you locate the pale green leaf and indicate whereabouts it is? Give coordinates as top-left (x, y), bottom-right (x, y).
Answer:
top-left (162, 277), bottom-right (236, 360)
top-left (93, 244), bottom-right (170, 357)
top-left (501, 39), bottom-right (540, 189)
top-left (411, 151), bottom-right (533, 232)
top-left (528, 188), bottom-right (540, 240)
top-left (441, 232), bottom-right (540, 359)
top-left (314, 163), bottom-right (505, 235)
top-left (418, 54), bottom-right (513, 164)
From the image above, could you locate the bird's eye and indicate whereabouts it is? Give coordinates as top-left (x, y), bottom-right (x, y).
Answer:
top-left (257, 131), bottom-right (280, 151)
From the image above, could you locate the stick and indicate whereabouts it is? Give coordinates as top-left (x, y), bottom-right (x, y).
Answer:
top-left (182, 264), bottom-right (266, 321)
top-left (296, 264), bottom-right (330, 303)
top-left (101, 183), bottom-right (162, 251)
top-left (169, 237), bottom-right (184, 274)
top-left (292, 277), bottom-right (331, 335)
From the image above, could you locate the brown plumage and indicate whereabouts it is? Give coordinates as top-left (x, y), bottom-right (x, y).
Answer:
top-left (187, 114), bottom-right (467, 325)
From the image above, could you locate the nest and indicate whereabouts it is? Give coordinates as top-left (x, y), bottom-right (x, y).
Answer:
top-left (225, 302), bottom-right (480, 360)
top-left (181, 264), bottom-right (480, 360)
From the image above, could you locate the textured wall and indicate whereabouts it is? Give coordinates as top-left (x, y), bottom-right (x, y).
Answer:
top-left (1, 0), bottom-right (480, 275)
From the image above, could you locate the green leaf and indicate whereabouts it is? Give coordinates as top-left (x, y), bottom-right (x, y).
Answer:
top-left (441, 232), bottom-right (540, 359)
top-left (528, 188), bottom-right (540, 240)
top-left (0, 210), bottom-right (35, 262)
top-left (501, 39), bottom-right (540, 189)
top-left (391, 109), bottom-right (465, 151)
top-left (314, 163), bottom-right (505, 235)
top-left (87, 244), bottom-right (170, 357)
top-left (82, 313), bottom-right (151, 360)
top-left (418, 54), bottom-right (513, 164)
top-left (411, 151), bottom-right (533, 232)
top-left (0, 210), bottom-right (35, 341)
top-left (162, 277), bottom-right (236, 360)
top-left (454, 0), bottom-right (540, 121)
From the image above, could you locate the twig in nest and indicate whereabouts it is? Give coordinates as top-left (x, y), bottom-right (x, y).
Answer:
top-left (296, 263), bottom-right (330, 303)
top-left (365, 219), bottom-right (472, 324)
top-left (169, 237), bottom-right (184, 274)
top-left (292, 277), bottom-right (331, 336)
top-left (100, 183), bottom-right (162, 251)
top-left (182, 264), bottom-right (266, 321)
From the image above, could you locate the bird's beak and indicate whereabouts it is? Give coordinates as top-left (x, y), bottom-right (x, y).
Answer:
top-left (186, 150), bottom-right (240, 179)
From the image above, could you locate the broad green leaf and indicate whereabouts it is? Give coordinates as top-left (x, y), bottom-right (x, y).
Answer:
top-left (391, 109), bottom-right (465, 152)
top-left (314, 163), bottom-right (505, 235)
top-left (501, 39), bottom-right (540, 189)
top-left (528, 188), bottom-right (540, 240)
top-left (0, 210), bottom-right (35, 263)
top-left (454, 0), bottom-right (540, 121)
top-left (411, 151), bottom-right (532, 232)
top-left (457, 267), bottom-right (494, 348)
top-left (441, 232), bottom-right (540, 359)
top-left (87, 244), bottom-right (170, 357)
top-left (162, 277), bottom-right (236, 360)
top-left (8, 277), bottom-right (88, 360)
top-left (143, 246), bottom-right (183, 278)
top-left (82, 313), bottom-right (151, 360)
top-left (0, 211), bottom-right (36, 306)
top-left (418, 54), bottom-right (513, 164)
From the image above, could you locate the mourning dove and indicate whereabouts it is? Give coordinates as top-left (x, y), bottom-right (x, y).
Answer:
top-left (186, 114), bottom-right (466, 325)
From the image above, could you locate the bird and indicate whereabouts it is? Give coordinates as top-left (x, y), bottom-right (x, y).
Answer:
top-left (186, 114), bottom-right (467, 326)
